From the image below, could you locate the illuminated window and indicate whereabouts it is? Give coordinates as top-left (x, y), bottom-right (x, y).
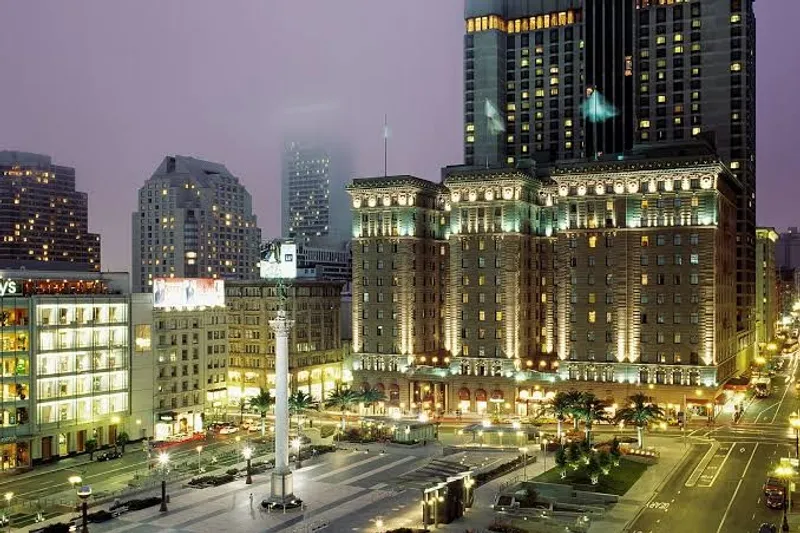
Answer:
top-left (466, 135), bottom-right (475, 143)
top-left (730, 14), bottom-right (741, 23)
top-left (507, 156), bottom-right (515, 164)
top-left (691, 43), bottom-right (701, 52)
top-left (550, 77), bottom-right (559, 85)
top-left (640, 72), bottom-right (650, 81)
top-left (730, 62), bottom-right (742, 72)
top-left (656, 36), bottom-right (666, 45)
top-left (640, 120), bottom-right (651, 128)
top-left (564, 119), bottom-right (573, 127)
top-left (588, 293), bottom-right (596, 304)
top-left (674, 117), bottom-right (683, 125)
top-left (466, 123), bottom-right (475, 132)
top-left (521, 91), bottom-right (529, 100)
top-left (674, 34), bottom-right (683, 42)
top-left (495, 311), bottom-right (503, 322)
top-left (641, 199), bottom-right (649, 208)
top-left (641, 273), bottom-right (649, 285)
top-left (479, 310), bottom-right (485, 321)
top-left (657, 95), bottom-right (667, 103)
top-left (521, 58), bottom-right (529, 67)
top-left (589, 236), bottom-right (597, 248)
top-left (673, 45), bottom-right (684, 54)
top-left (691, 196), bottom-right (699, 207)
top-left (588, 311), bottom-right (596, 324)
top-left (535, 89), bottom-right (545, 98)
top-left (731, 161), bottom-right (740, 169)
top-left (641, 236), bottom-right (650, 247)
top-left (565, 141), bottom-right (573, 149)
top-left (692, 127), bottom-right (701, 136)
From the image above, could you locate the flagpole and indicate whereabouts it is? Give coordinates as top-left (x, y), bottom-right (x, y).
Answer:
top-left (384, 114), bottom-right (388, 177)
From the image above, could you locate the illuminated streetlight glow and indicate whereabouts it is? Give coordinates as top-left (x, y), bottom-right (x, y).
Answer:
top-left (68, 476), bottom-right (82, 486)
top-left (158, 451), bottom-right (170, 467)
top-left (243, 446), bottom-right (253, 460)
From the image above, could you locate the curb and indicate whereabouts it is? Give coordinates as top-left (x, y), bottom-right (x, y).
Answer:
top-left (617, 440), bottom-right (698, 533)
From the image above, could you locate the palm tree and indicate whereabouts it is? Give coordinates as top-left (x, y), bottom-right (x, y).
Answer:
top-left (615, 393), bottom-right (665, 449)
top-left (564, 390), bottom-right (585, 431)
top-left (288, 390), bottom-right (315, 431)
top-left (573, 393), bottom-right (610, 444)
top-left (358, 388), bottom-right (386, 415)
top-left (326, 387), bottom-right (360, 436)
top-left (547, 391), bottom-right (574, 438)
top-left (248, 389), bottom-right (274, 437)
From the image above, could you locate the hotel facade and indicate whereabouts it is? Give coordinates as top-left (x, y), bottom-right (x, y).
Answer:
top-left (348, 146), bottom-right (739, 419)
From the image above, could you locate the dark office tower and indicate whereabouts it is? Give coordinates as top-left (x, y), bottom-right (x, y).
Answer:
top-left (282, 141), bottom-right (352, 248)
top-left (0, 151), bottom-right (101, 271)
top-left (633, 0), bottom-right (757, 361)
top-left (132, 156), bottom-right (262, 293)
top-left (584, 0), bottom-right (634, 157)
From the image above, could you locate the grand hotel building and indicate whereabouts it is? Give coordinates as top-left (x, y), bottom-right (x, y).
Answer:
top-left (348, 144), bottom-right (739, 419)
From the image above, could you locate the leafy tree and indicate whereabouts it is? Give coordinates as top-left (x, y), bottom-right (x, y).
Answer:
top-left (325, 387), bottom-right (360, 437)
top-left (248, 389), bottom-right (274, 437)
top-left (85, 438), bottom-right (97, 460)
top-left (615, 392), bottom-right (665, 448)
top-left (585, 454), bottom-right (602, 485)
top-left (566, 440), bottom-right (582, 468)
top-left (115, 431), bottom-right (129, 453)
top-left (288, 390), bottom-right (315, 431)
top-left (597, 450), bottom-right (612, 475)
top-left (610, 437), bottom-right (622, 466)
top-left (554, 446), bottom-right (568, 479)
top-left (573, 393), bottom-right (610, 445)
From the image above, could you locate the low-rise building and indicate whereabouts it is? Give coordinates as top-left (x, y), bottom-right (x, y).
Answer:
top-left (0, 270), bottom-right (133, 469)
top-left (225, 279), bottom-right (345, 405)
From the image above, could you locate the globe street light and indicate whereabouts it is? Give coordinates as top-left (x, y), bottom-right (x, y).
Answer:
top-left (2, 492), bottom-right (11, 533)
top-left (292, 438), bottom-right (302, 469)
top-left (243, 446), bottom-right (253, 485)
top-left (196, 445), bottom-right (203, 473)
top-left (542, 439), bottom-right (550, 471)
top-left (76, 486), bottom-right (91, 533)
top-left (158, 452), bottom-right (170, 512)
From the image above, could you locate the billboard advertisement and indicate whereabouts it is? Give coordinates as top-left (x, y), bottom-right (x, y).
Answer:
top-left (152, 278), bottom-right (225, 309)
top-left (259, 241), bottom-right (298, 279)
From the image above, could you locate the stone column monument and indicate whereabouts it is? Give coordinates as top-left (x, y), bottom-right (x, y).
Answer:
top-left (267, 282), bottom-right (301, 508)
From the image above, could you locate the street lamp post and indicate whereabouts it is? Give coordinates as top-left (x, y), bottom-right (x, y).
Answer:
top-left (243, 446), bottom-right (253, 485)
top-left (375, 516), bottom-right (384, 533)
top-left (790, 413), bottom-right (800, 458)
top-left (293, 438), bottom-right (302, 469)
top-left (519, 447), bottom-right (528, 481)
top-left (775, 465), bottom-right (794, 532)
top-left (3, 492), bottom-right (11, 533)
top-left (158, 452), bottom-right (170, 512)
top-left (542, 439), bottom-right (549, 471)
top-left (76, 486), bottom-right (91, 533)
top-left (196, 445), bottom-right (203, 473)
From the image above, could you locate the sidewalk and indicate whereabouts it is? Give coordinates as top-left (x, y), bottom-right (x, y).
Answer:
top-left (588, 436), bottom-right (692, 533)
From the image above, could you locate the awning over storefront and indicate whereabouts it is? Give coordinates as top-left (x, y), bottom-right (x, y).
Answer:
top-left (158, 412), bottom-right (177, 422)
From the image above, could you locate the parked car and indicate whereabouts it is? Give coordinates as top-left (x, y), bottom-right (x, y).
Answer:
top-left (758, 524), bottom-right (777, 533)
top-left (96, 450), bottom-right (122, 462)
top-left (219, 426), bottom-right (239, 435)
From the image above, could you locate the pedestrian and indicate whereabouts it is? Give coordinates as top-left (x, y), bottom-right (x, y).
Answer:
top-left (249, 493), bottom-right (253, 505)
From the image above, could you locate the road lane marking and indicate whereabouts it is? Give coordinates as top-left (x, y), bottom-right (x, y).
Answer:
top-left (702, 443), bottom-right (735, 487)
top-left (754, 401), bottom-right (780, 424)
top-left (768, 368), bottom-right (794, 424)
top-left (714, 443), bottom-right (758, 533)
top-left (685, 441), bottom-right (720, 487)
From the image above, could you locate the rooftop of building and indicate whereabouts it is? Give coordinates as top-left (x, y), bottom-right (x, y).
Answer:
top-left (147, 155), bottom-right (244, 188)
top-left (465, 0), bottom-right (581, 19)
top-left (0, 151), bottom-right (54, 168)
top-left (346, 175), bottom-right (446, 194)
top-left (225, 278), bottom-right (345, 289)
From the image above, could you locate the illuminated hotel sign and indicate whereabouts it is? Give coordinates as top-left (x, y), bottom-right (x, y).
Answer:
top-left (259, 241), bottom-right (298, 279)
top-left (0, 280), bottom-right (19, 296)
top-left (152, 278), bottom-right (225, 309)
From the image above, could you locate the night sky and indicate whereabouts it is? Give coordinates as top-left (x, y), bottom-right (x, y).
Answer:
top-left (0, 1), bottom-right (793, 271)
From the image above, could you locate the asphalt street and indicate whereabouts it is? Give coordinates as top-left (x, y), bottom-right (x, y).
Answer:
top-left (628, 352), bottom-right (800, 533)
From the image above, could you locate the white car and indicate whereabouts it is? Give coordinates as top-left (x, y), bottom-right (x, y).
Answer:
top-left (219, 426), bottom-right (239, 435)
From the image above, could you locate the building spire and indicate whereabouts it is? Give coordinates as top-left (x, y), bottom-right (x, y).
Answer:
top-left (383, 114), bottom-right (390, 177)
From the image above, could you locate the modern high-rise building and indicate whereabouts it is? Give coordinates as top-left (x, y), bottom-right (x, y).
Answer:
top-left (0, 151), bottom-right (101, 272)
top-left (755, 228), bottom-right (778, 349)
top-left (463, 0), bottom-right (756, 364)
top-left (776, 228), bottom-right (800, 271)
top-left (349, 143), bottom-right (739, 419)
top-left (132, 156), bottom-right (262, 293)
top-left (282, 141), bottom-right (351, 248)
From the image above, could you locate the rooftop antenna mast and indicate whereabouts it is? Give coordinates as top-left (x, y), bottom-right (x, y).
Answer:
top-left (383, 114), bottom-right (389, 177)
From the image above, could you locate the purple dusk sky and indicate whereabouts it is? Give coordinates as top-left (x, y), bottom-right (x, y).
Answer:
top-left (0, 1), bottom-right (794, 272)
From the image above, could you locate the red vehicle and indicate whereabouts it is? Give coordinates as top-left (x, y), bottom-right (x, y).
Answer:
top-left (763, 477), bottom-right (786, 509)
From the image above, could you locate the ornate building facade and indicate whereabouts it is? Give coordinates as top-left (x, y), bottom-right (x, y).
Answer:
top-left (348, 147), bottom-right (740, 418)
